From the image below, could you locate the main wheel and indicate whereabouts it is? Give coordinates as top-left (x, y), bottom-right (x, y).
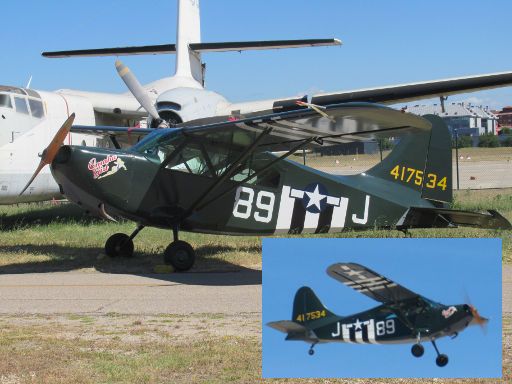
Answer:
top-left (436, 354), bottom-right (449, 367)
top-left (308, 349), bottom-right (315, 356)
top-left (164, 241), bottom-right (195, 271)
top-left (105, 233), bottom-right (134, 258)
top-left (411, 343), bottom-right (424, 357)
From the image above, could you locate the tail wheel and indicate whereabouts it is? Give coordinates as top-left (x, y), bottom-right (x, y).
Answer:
top-left (105, 233), bottom-right (134, 258)
top-left (411, 343), bottom-right (424, 357)
top-left (436, 354), bottom-right (449, 367)
top-left (164, 240), bottom-right (195, 271)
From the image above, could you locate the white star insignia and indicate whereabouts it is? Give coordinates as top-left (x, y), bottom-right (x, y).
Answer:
top-left (354, 318), bottom-right (363, 331)
top-left (305, 184), bottom-right (326, 210)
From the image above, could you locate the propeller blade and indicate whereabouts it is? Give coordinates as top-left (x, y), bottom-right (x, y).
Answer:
top-left (19, 113), bottom-right (75, 196)
top-left (469, 305), bottom-right (489, 327)
top-left (115, 59), bottom-right (160, 121)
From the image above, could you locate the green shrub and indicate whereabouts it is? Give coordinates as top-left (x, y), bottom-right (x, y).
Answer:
top-left (478, 133), bottom-right (500, 147)
top-left (501, 135), bottom-right (512, 147)
top-left (452, 135), bottom-right (473, 148)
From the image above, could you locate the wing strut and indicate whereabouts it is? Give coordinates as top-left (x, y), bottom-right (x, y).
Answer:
top-left (193, 136), bottom-right (316, 213)
top-left (180, 127), bottom-right (274, 219)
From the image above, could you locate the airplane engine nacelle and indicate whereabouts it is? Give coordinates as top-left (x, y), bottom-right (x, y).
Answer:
top-left (152, 88), bottom-right (229, 127)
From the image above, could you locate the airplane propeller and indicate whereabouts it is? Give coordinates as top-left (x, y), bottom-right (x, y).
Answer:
top-left (464, 290), bottom-right (489, 331)
top-left (115, 59), bottom-right (167, 128)
top-left (468, 304), bottom-right (489, 328)
top-left (19, 113), bottom-right (75, 196)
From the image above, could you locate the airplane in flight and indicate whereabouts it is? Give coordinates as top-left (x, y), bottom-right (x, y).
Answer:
top-left (268, 263), bottom-right (488, 367)
top-left (3, 0), bottom-right (512, 205)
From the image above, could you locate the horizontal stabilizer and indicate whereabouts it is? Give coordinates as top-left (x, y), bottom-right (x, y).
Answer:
top-left (398, 207), bottom-right (512, 230)
top-left (267, 320), bottom-right (308, 334)
top-left (42, 39), bottom-right (341, 58)
top-left (43, 44), bottom-right (177, 58)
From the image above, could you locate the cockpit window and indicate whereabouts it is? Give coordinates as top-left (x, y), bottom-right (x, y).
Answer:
top-left (131, 127), bottom-right (281, 186)
top-left (0, 94), bottom-right (12, 109)
top-left (14, 97), bottom-right (29, 115)
top-left (28, 99), bottom-right (44, 118)
top-left (0, 85), bottom-right (26, 95)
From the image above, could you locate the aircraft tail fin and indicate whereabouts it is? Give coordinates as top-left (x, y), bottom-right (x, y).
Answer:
top-left (366, 114), bottom-right (453, 203)
top-left (292, 286), bottom-right (336, 324)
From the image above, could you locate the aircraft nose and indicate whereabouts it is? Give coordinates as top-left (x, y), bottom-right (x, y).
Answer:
top-left (53, 145), bottom-right (73, 165)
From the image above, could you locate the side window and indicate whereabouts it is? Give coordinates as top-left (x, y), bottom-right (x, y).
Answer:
top-left (231, 155), bottom-right (281, 188)
top-left (14, 97), bottom-right (29, 115)
top-left (0, 94), bottom-right (12, 108)
top-left (28, 99), bottom-right (44, 118)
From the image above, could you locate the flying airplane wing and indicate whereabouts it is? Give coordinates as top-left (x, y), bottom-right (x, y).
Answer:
top-left (326, 263), bottom-right (420, 304)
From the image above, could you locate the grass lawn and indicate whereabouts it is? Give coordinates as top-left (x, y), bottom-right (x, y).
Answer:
top-left (0, 188), bottom-right (510, 383)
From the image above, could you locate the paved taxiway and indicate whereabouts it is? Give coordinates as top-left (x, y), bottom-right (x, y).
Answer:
top-left (0, 266), bottom-right (509, 314)
top-left (0, 271), bottom-right (261, 314)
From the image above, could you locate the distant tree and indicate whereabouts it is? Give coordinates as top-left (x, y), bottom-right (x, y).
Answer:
top-left (478, 133), bottom-right (500, 148)
top-left (452, 135), bottom-right (472, 148)
top-left (378, 138), bottom-right (394, 151)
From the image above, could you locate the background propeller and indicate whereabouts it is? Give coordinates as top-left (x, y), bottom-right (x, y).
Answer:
top-left (115, 59), bottom-right (166, 127)
top-left (19, 113), bottom-right (75, 196)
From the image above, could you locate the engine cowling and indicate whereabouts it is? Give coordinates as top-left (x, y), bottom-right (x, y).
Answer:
top-left (149, 87), bottom-right (229, 127)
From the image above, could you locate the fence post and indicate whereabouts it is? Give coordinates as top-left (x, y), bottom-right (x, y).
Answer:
top-left (454, 129), bottom-right (460, 190)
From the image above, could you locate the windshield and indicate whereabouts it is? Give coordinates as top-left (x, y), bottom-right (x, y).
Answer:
top-left (131, 129), bottom-right (185, 162)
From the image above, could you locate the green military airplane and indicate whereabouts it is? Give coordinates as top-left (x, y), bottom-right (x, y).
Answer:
top-left (267, 262), bottom-right (488, 367)
top-left (20, 102), bottom-right (511, 271)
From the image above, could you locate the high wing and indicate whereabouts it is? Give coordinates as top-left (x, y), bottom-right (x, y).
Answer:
top-left (310, 71), bottom-right (512, 106)
top-left (187, 102), bottom-right (431, 149)
top-left (71, 125), bottom-right (153, 149)
top-left (72, 102), bottom-right (432, 150)
top-left (326, 263), bottom-right (420, 304)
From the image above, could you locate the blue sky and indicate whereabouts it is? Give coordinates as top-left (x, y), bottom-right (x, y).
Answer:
top-left (2, 0), bottom-right (512, 108)
top-left (262, 238), bottom-right (502, 378)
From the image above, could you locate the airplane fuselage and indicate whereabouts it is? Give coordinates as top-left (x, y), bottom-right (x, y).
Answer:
top-left (50, 142), bottom-right (435, 235)
top-left (290, 303), bottom-right (473, 346)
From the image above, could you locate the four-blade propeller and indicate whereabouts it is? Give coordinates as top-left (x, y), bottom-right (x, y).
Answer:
top-left (19, 113), bottom-right (75, 196)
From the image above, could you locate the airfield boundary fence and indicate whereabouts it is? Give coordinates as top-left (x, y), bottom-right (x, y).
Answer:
top-left (296, 145), bottom-right (512, 190)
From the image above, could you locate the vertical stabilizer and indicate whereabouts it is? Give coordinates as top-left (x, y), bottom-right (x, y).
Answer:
top-left (175, 0), bottom-right (203, 87)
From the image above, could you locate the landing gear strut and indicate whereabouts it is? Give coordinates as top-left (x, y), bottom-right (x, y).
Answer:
top-left (431, 339), bottom-right (449, 367)
top-left (411, 332), bottom-right (424, 357)
top-left (105, 225), bottom-right (144, 258)
top-left (163, 226), bottom-right (196, 271)
top-left (308, 341), bottom-right (318, 356)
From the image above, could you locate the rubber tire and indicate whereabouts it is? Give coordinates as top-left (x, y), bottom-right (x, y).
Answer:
top-left (308, 349), bottom-right (315, 356)
top-left (105, 233), bottom-right (134, 258)
top-left (164, 240), bottom-right (195, 271)
top-left (436, 354), bottom-right (449, 367)
top-left (411, 343), bottom-right (424, 357)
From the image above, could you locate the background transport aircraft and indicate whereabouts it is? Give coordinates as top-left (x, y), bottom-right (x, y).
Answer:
top-left (3, 0), bottom-right (512, 205)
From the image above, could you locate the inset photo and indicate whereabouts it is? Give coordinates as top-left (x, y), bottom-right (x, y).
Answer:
top-left (262, 238), bottom-right (502, 379)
